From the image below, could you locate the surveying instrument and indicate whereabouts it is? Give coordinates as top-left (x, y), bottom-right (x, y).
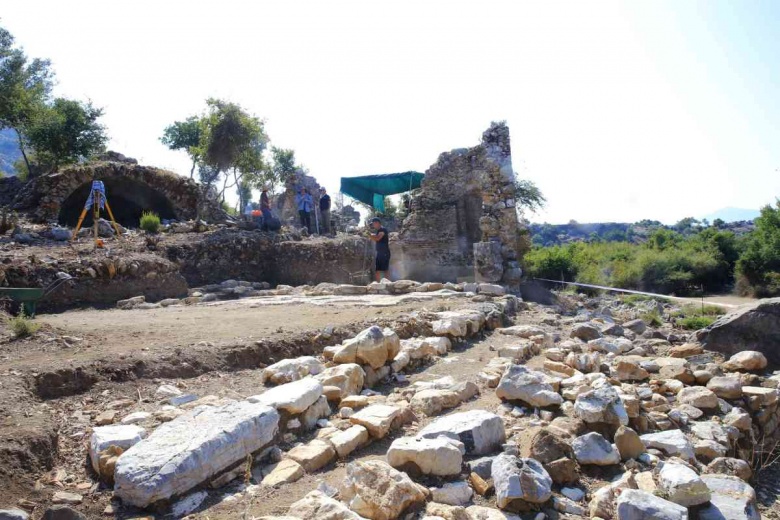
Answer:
top-left (71, 180), bottom-right (123, 248)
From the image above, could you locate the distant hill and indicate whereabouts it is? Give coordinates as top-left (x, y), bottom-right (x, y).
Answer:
top-left (529, 218), bottom-right (754, 247)
top-left (0, 128), bottom-right (21, 175)
top-left (702, 207), bottom-right (760, 223)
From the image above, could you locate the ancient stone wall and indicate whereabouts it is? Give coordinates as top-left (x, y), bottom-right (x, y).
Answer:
top-left (392, 122), bottom-right (523, 286)
top-left (166, 230), bottom-right (374, 286)
top-left (12, 161), bottom-right (226, 226)
top-left (0, 252), bottom-right (188, 311)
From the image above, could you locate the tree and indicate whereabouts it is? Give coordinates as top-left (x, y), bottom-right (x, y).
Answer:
top-left (736, 200), bottom-right (780, 296)
top-left (514, 179), bottom-right (546, 213)
top-left (265, 146), bottom-right (297, 192)
top-left (0, 25), bottom-right (54, 174)
top-left (24, 98), bottom-right (107, 173)
top-left (198, 98), bottom-right (268, 201)
top-left (160, 116), bottom-right (201, 178)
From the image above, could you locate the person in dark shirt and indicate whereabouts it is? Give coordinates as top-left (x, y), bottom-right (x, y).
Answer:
top-left (319, 187), bottom-right (331, 235)
top-left (260, 185), bottom-right (271, 212)
top-left (368, 217), bottom-right (390, 281)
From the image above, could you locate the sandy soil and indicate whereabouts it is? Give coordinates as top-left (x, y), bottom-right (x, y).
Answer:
top-left (0, 291), bottom-right (471, 370)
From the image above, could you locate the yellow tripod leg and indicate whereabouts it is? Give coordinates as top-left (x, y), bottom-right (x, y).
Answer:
top-left (71, 207), bottom-right (88, 242)
top-left (103, 199), bottom-right (124, 240)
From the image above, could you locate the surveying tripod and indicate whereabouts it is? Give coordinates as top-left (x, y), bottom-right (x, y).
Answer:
top-left (71, 180), bottom-right (123, 248)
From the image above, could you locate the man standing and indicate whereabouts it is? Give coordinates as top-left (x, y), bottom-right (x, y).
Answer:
top-left (260, 185), bottom-right (271, 213)
top-left (319, 187), bottom-right (331, 235)
top-left (295, 187), bottom-right (313, 232)
top-left (368, 217), bottom-right (390, 282)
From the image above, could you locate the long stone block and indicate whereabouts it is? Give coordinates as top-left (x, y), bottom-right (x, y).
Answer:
top-left (114, 401), bottom-right (279, 507)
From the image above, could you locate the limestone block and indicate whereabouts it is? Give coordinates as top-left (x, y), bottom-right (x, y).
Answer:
top-left (349, 404), bottom-right (401, 438)
top-left (89, 424), bottom-right (146, 474)
top-left (247, 377), bottom-right (323, 413)
top-left (114, 401), bottom-right (279, 507)
top-left (387, 436), bottom-right (464, 476)
top-left (418, 410), bottom-right (505, 455)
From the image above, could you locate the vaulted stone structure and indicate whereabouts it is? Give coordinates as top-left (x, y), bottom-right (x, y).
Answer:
top-left (12, 161), bottom-right (226, 227)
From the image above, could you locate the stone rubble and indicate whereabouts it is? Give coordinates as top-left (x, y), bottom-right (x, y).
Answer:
top-left (48, 289), bottom-right (780, 520)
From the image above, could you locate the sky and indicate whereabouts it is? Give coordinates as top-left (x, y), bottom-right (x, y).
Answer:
top-left (2, 0), bottom-right (778, 224)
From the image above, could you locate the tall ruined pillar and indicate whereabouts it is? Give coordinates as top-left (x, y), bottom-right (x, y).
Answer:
top-left (474, 122), bottom-right (523, 288)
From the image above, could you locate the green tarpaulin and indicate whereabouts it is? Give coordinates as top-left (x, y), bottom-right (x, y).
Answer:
top-left (340, 171), bottom-right (424, 213)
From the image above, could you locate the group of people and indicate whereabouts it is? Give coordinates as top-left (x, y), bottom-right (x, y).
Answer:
top-left (245, 185), bottom-right (391, 281)
top-left (294, 188), bottom-right (391, 281)
top-left (295, 186), bottom-right (331, 235)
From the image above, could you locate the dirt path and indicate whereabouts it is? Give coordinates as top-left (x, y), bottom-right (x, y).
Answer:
top-left (0, 292), bottom-right (471, 370)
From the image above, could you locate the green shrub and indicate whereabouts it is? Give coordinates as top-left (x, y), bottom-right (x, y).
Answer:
top-left (678, 315), bottom-right (716, 330)
top-left (139, 211), bottom-right (161, 233)
top-left (641, 311), bottom-right (663, 327)
top-left (9, 310), bottom-right (40, 338)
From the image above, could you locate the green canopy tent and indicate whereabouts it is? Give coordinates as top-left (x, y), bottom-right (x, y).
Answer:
top-left (340, 171), bottom-right (424, 213)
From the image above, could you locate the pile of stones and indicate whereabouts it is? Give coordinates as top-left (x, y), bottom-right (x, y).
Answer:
top-left (13, 292), bottom-right (780, 520)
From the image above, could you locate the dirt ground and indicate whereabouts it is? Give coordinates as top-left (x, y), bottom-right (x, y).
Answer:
top-left (1, 289), bottom-right (776, 519)
top-left (0, 290), bottom-right (483, 518)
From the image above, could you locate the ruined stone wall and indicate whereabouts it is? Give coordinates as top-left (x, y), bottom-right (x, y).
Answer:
top-left (166, 230), bottom-right (374, 286)
top-left (392, 122), bottom-right (523, 286)
top-left (1, 252), bottom-right (188, 312)
top-left (12, 161), bottom-right (227, 225)
top-left (276, 171), bottom-right (323, 228)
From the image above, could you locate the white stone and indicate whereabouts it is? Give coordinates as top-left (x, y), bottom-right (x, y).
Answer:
top-left (114, 401), bottom-right (278, 507)
top-left (432, 317), bottom-right (468, 337)
top-left (574, 384), bottom-right (628, 426)
top-left (387, 436), bottom-right (464, 476)
top-left (340, 460), bottom-right (428, 520)
top-left (315, 363), bottom-right (365, 398)
top-left (171, 490), bottom-right (208, 518)
top-left (418, 410), bottom-right (505, 455)
top-left (492, 453), bottom-right (552, 508)
top-left (640, 430), bottom-right (695, 462)
top-left (496, 365), bottom-right (563, 407)
top-left (572, 432), bottom-right (620, 465)
top-left (698, 474), bottom-right (760, 520)
top-left (287, 490), bottom-right (364, 520)
top-left (658, 462), bottom-right (711, 506)
top-left (349, 404), bottom-right (400, 438)
top-left (121, 411), bottom-right (152, 425)
top-left (478, 283), bottom-right (506, 296)
top-left (330, 425), bottom-right (369, 458)
top-left (155, 384), bottom-right (182, 399)
top-left (677, 387), bottom-right (718, 410)
top-left (299, 395), bottom-right (331, 430)
top-left (247, 377), bottom-right (323, 413)
top-left (616, 489), bottom-right (687, 520)
top-left (262, 356), bottom-right (324, 385)
top-left (89, 424), bottom-right (146, 473)
top-left (723, 351), bottom-right (767, 372)
top-left (332, 326), bottom-right (398, 369)
top-left (466, 506), bottom-right (521, 520)
top-left (561, 487), bottom-right (585, 501)
top-left (430, 481), bottom-right (473, 506)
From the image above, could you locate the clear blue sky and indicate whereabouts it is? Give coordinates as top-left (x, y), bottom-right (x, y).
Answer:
top-left (2, 0), bottom-right (778, 223)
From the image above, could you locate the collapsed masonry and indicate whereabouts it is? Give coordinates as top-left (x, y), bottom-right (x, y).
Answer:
top-left (394, 122), bottom-right (524, 288)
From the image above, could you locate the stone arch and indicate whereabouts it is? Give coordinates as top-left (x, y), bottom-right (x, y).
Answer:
top-left (12, 161), bottom-right (227, 225)
top-left (58, 177), bottom-right (178, 228)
